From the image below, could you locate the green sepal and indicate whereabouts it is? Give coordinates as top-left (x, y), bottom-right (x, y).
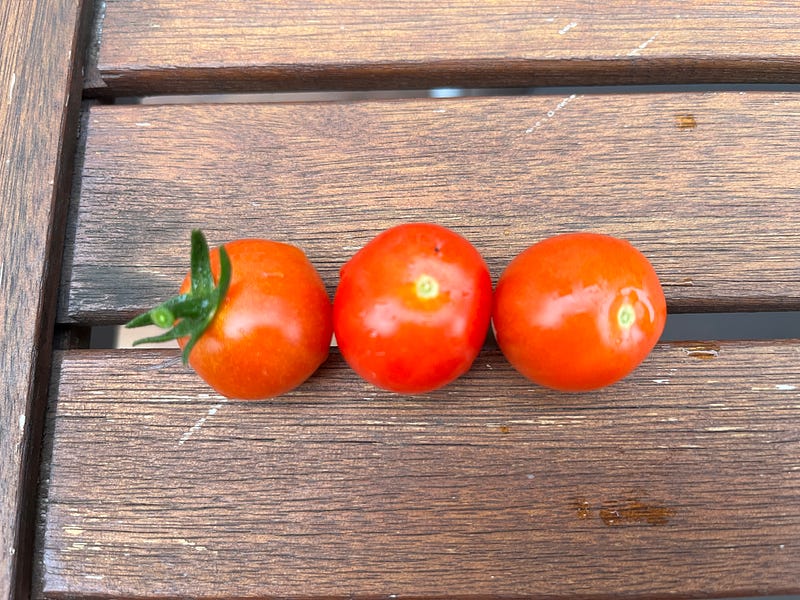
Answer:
top-left (129, 318), bottom-right (197, 346)
top-left (125, 230), bottom-right (232, 366)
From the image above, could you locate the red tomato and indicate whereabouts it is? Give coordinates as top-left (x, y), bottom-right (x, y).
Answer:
top-left (177, 239), bottom-right (333, 399)
top-left (333, 223), bottom-right (492, 394)
top-left (492, 233), bottom-right (666, 392)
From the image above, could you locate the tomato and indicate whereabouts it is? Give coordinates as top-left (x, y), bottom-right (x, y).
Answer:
top-left (492, 232), bottom-right (666, 392)
top-left (333, 223), bottom-right (492, 394)
top-left (127, 231), bottom-right (332, 399)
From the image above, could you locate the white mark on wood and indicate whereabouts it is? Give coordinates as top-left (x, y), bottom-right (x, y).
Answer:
top-left (545, 17), bottom-right (555, 22)
top-left (705, 426), bottom-right (745, 432)
top-left (628, 33), bottom-right (659, 56)
top-left (526, 474), bottom-right (536, 480)
top-left (8, 73), bottom-right (15, 103)
top-left (780, 544), bottom-right (785, 549)
top-left (64, 527), bottom-right (84, 536)
top-left (525, 94), bottom-right (578, 132)
top-left (775, 384), bottom-right (797, 391)
top-left (178, 538), bottom-right (208, 552)
top-left (433, 108), bottom-right (447, 113)
top-left (558, 22), bottom-right (578, 35)
top-left (652, 379), bottom-right (670, 384)
top-left (135, 122), bottom-right (152, 127)
top-left (178, 400), bottom-right (227, 445)
top-left (85, 575), bottom-right (105, 581)
top-left (18, 414), bottom-right (25, 432)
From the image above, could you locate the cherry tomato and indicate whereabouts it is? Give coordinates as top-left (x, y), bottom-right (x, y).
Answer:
top-left (128, 232), bottom-right (333, 399)
top-left (333, 223), bottom-right (492, 394)
top-left (178, 239), bottom-right (332, 399)
top-left (492, 232), bottom-right (666, 392)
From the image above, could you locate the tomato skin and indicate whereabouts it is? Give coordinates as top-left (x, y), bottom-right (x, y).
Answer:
top-left (178, 239), bottom-right (332, 399)
top-left (492, 233), bottom-right (666, 392)
top-left (333, 223), bottom-right (492, 394)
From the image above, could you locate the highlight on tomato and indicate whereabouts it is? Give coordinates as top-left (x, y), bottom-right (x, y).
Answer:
top-left (126, 230), bottom-right (333, 399)
top-left (333, 222), bottom-right (493, 394)
top-left (492, 232), bottom-right (667, 392)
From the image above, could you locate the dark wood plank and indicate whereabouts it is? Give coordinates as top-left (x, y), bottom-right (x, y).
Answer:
top-left (88, 0), bottom-right (800, 95)
top-left (60, 92), bottom-right (800, 323)
top-left (37, 344), bottom-right (800, 598)
top-left (0, 1), bottom-right (91, 599)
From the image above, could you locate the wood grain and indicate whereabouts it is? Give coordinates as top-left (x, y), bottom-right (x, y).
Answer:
top-left (0, 1), bottom-right (91, 599)
top-left (61, 92), bottom-right (800, 323)
top-left (37, 344), bottom-right (800, 598)
top-left (88, 0), bottom-right (800, 95)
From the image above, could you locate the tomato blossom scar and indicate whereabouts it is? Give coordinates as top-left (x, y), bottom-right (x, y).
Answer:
top-left (617, 303), bottom-right (636, 328)
top-left (415, 274), bottom-right (440, 300)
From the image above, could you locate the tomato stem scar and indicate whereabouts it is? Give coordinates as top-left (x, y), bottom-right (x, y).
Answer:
top-left (416, 274), bottom-right (440, 300)
top-left (617, 303), bottom-right (636, 328)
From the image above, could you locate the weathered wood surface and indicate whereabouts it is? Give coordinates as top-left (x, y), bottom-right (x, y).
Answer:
top-left (60, 92), bottom-right (800, 323)
top-left (0, 1), bottom-right (90, 599)
top-left (89, 0), bottom-right (800, 94)
top-left (37, 344), bottom-right (800, 598)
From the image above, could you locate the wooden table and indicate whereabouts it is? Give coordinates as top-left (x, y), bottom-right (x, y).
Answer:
top-left (3, 2), bottom-right (800, 599)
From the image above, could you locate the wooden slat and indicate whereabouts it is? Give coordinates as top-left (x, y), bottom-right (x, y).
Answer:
top-left (60, 92), bottom-right (800, 323)
top-left (37, 344), bottom-right (800, 598)
top-left (0, 1), bottom-right (91, 599)
top-left (89, 0), bottom-right (800, 95)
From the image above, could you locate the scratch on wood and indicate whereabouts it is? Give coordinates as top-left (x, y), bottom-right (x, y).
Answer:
top-left (526, 94), bottom-right (578, 132)
top-left (681, 343), bottom-right (720, 360)
top-left (628, 33), bottom-right (659, 56)
top-left (178, 400), bottom-right (227, 446)
top-left (8, 73), bottom-right (15, 103)
top-left (558, 22), bottom-right (578, 35)
top-left (140, 356), bottom-right (183, 371)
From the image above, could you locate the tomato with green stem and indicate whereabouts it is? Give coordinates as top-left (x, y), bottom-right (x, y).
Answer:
top-left (492, 232), bottom-right (667, 392)
top-left (333, 223), bottom-right (492, 394)
top-left (126, 230), bottom-right (333, 399)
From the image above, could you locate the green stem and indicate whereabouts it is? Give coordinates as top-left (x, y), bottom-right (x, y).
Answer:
top-left (125, 230), bottom-right (232, 365)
